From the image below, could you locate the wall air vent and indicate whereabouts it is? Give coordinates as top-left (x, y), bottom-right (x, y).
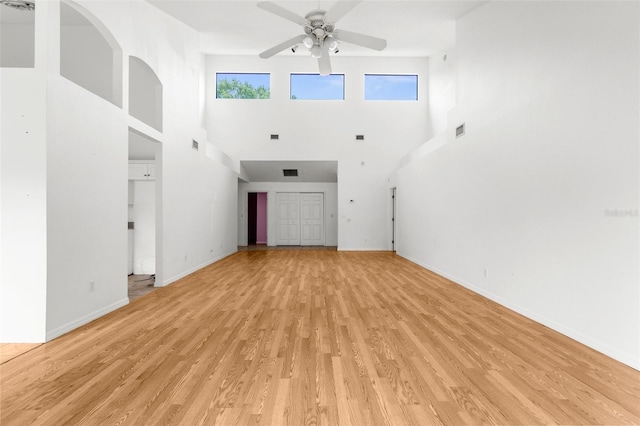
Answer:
top-left (192, 139), bottom-right (199, 150)
top-left (456, 123), bottom-right (465, 138)
top-left (356, 135), bottom-right (365, 141)
top-left (283, 169), bottom-right (298, 177)
top-left (270, 134), bottom-right (279, 140)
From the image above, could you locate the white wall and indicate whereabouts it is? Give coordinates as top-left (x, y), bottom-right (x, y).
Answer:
top-left (0, 1), bottom-right (50, 343)
top-left (2, 0), bottom-right (239, 342)
top-left (428, 50), bottom-right (456, 138)
top-left (0, 24), bottom-right (35, 68)
top-left (207, 55), bottom-right (429, 250)
top-left (46, 76), bottom-right (129, 339)
top-left (129, 56), bottom-right (163, 132)
top-left (83, 0), bottom-right (241, 287)
top-left (161, 151), bottom-right (238, 285)
top-left (60, 1), bottom-right (121, 106)
top-left (132, 181), bottom-right (155, 274)
top-left (238, 181), bottom-right (338, 247)
top-left (396, 1), bottom-right (640, 369)
top-left (0, 68), bottom-right (47, 342)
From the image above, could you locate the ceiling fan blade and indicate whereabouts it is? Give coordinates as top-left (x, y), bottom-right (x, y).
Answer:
top-left (318, 44), bottom-right (332, 76)
top-left (324, 1), bottom-right (361, 23)
top-left (259, 34), bottom-right (306, 58)
top-left (333, 29), bottom-right (387, 51)
top-left (257, 2), bottom-right (308, 26)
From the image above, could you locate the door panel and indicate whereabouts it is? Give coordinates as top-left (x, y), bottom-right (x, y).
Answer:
top-left (288, 193), bottom-right (300, 245)
top-left (301, 204), bottom-right (311, 221)
top-left (277, 192), bottom-right (323, 246)
top-left (301, 193), bottom-right (324, 246)
top-left (277, 192), bottom-right (300, 245)
top-left (311, 224), bottom-right (321, 240)
top-left (276, 193), bottom-right (290, 245)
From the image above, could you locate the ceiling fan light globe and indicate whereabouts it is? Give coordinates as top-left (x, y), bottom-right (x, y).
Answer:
top-left (326, 38), bottom-right (338, 52)
top-left (310, 45), bottom-right (322, 58)
top-left (303, 36), bottom-right (314, 49)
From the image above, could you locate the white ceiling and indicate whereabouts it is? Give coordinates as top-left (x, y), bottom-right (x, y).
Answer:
top-left (241, 160), bottom-right (338, 182)
top-left (2, 0), bottom-right (486, 54)
top-left (147, 0), bottom-right (487, 57)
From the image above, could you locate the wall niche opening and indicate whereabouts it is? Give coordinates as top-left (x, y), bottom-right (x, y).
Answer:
top-left (0, 3), bottom-right (35, 68)
top-left (129, 56), bottom-right (163, 132)
top-left (60, 0), bottom-right (122, 106)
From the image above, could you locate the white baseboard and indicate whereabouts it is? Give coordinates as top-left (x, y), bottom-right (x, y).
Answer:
top-left (162, 250), bottom-right (237, 287)
top-left (397, 252), bottom-right (640, 371)
top-left (337, 247), bottom-right (390, 251)
top-left (46, 297), bottom-right (130, 341)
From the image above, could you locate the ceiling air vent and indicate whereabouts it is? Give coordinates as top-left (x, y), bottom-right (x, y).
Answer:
top-left (270, 134), bottom-right (279, 140)
top-left (456, 123), bottom-right (465, 138)
top-left (355, 135), bottom-right (365, 141)
top-left (192, 139), bottom-right (199, 150)
top-left (283, 169), bottom-right (298, 177)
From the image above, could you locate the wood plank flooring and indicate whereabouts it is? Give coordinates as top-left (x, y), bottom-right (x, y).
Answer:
top-left (1, 251), bottom-right (639, 425)
top-left (0, 344), bottom-right (41, 365)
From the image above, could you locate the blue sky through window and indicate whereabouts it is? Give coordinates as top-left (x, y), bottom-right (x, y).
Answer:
top-left (364, 74), bottom-right (418, 100)
top-left (290, 74), bottom-right (344, 100)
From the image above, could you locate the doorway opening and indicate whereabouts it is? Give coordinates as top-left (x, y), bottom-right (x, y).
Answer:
top-left (247, 192), bottom-right (267, 246)
top-left (128, 128), bottom-right (162, 300)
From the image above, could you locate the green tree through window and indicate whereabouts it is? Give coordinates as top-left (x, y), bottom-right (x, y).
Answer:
top-left (216, 77), bottom-right (270, 99)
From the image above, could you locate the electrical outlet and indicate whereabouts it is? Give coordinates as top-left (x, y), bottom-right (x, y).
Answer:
top-left (184, 255), bottom-right (188, 261)
top-left (89, 280), bottom-right (95, 292)
top-left (484, 269), bottom-right (489, 278)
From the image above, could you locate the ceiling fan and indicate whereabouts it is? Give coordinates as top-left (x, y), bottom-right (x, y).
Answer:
top-left (257, 1), bottom-right (387, 76)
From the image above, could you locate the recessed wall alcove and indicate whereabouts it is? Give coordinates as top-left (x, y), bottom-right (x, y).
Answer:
top-left (60, 0), bottom-right (122, 106)
top-left (129, 56), bottom-right (163, 132)
top-left (0, 3), bottom-right (35, 68)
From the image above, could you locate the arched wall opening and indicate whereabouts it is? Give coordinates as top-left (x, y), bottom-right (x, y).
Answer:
top-left (59, 0), bottom-right (122, 106)
top-left (129, 56), bottom-right (163, 132)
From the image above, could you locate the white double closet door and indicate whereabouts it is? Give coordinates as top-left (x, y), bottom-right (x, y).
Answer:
top-left (276, 192), bottom-right (324, 246)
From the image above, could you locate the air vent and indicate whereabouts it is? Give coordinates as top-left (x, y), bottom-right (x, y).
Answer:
top-left (283, 169), bottom-right (298, 177)
top-left (270, 134), bottom-right (279, 140)
top-left (192, 139), bottom-right (199, 150)
top-left (456, 123), bottom-right (465, 138)
top-left (355, 135), bottom-right (365, 141)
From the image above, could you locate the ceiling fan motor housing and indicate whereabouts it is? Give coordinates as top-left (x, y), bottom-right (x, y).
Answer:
top-left (304, 10), bottom-right (335, 46)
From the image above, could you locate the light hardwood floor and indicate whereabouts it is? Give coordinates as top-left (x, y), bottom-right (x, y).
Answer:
top-left (1, 251), bottom-right (639, 425)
